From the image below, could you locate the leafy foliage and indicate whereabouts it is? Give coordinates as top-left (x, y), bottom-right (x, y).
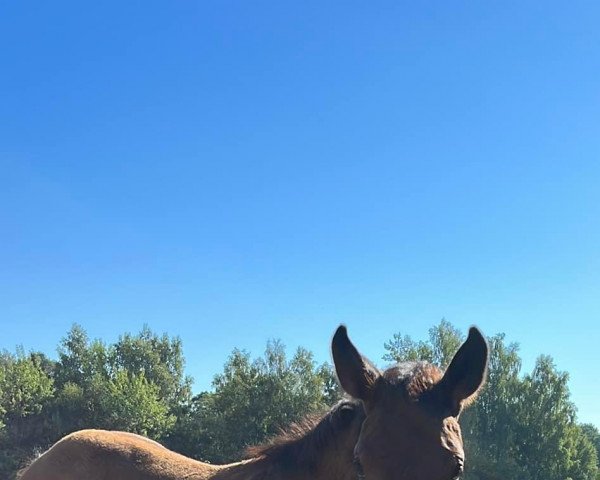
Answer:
top-left (383, 319), bottom-right (463, 368)
top-left (0, 349), bottom-right (55, 477)
top-left (91, 369), bottom-right (176, 437)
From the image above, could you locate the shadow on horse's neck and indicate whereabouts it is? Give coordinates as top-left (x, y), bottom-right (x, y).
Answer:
top-left (215, 400), bottom-right (366, 480)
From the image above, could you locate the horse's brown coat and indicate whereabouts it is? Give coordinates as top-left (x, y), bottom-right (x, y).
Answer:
top-left (19, 325), bottom-right (488, 480)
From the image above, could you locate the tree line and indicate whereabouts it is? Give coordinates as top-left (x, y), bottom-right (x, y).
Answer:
top-left (0, 321), bottom-right (598, 480)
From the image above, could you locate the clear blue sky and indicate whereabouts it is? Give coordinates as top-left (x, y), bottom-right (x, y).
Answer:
top-left (1, 1), bottom-right (599, 427)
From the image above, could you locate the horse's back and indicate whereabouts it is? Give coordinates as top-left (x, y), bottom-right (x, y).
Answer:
top-left (18, 429), bottom-right (218, 480)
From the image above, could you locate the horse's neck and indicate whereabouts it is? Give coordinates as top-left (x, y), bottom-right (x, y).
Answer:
top-left (213, 441), bottom-right (358, 480)
top-left (212, 404), bottom-right (364, 480)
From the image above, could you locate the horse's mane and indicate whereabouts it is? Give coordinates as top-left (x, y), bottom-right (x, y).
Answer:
top-left (245, 399), bottom-right (365, 471)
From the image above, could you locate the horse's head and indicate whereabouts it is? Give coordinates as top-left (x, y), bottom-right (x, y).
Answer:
top-left (332, 326), bottom-right (488, 480)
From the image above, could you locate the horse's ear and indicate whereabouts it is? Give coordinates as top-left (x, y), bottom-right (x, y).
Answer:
top-left (439, 327), bottom-right (489, 416)
top-left (332, 325), bottom-right (380, 402)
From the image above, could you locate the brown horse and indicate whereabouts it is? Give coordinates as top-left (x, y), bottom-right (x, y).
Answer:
top-left (18, 325), bottom-right (488, 480)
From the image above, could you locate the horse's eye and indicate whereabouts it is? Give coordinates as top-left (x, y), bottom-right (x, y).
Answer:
top-left (353, 456), bottom-right (366, 480)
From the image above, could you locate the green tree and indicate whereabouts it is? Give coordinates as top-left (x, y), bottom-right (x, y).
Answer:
top-left (511, 356), bottom-right (597, 480)
top-left (462, 333), bottom-right (525, 479)
top-left (164, 391), bottom-right (214, 459)
top-left (54, 325), bottom-right (108, 389)
top-left (51, 327), bottom-right (109, 435)
top-left (581, 423), bottom-right (600, 468)
top-left (383, 319), bottom-right (461, 367)
top-left (0, 359), bottom-right (6, 430)
top-left (50, 324), bottom-right (190, 439)
top-left (90, 370), bottom-right (176, 437)
top-left (0, 349), bottom-right (54, 421)
top-left (0, 349), bottom-right (55, 479)
top-left (111, 326), bottom-right (192, 406)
